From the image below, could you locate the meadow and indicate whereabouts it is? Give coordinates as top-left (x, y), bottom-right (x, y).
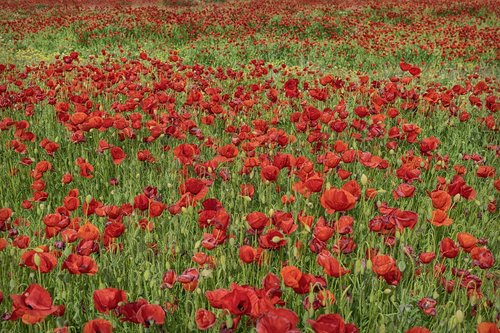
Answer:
top-left (0, 0), bottom-right (498, 332)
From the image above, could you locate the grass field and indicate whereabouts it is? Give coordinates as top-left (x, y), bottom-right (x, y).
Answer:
top-left (0, 0), bottom-right (499, 332)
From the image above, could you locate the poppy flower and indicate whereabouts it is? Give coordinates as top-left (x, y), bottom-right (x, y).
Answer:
top-left (419, 252), bottom-right (436, 264)
top-left (20, 247), bottom-right (58, 273)
top-left (256, 308), bottom-right (299, 333)
top-left (83, 319), bottom-right (113, 333)
top-left (62, 254), bottom-right (98, 275)
top-left (317, 250), bottom-right (350, 277)
top-left (457, 232), bottom-right (478, 252)
top-left (470, 247), bottom-right (494, 269)
top-left (161, 269), bottom-right (177, 289)
top-left (440, 238), bottom-right (459, 259)
top-left (110, 146), bottom-right (126, 165)
top-left (261, 165), bottom-right (280, 182)
top-left (219, 286), bottom-right (253, 316)
top-left (195, 308), bottom-right (216, 330)
top-left (93, 288), bottom-right (127, 313)
top-left (9, 284), bottom-right (62, 324)
top-left (477, 322), bottom-right (500, 333)
top-left (246, 212), bottom-right (269, 230)
top-left (320, 188), bottom-right (357, 214)
top-left (259, 229), bottom-right (287, 249)
top-left (136, 304), bottom-right (166, 327)
top-left (307, 313), bottom-right (356, 333)
top-left (239, 245), bottom-right (259, 264)
top-left (281, 266), bottom-right (303, 288)
top-left (417, 297), bottom-right (437, 316)
top-left (429, 190), bottom-right (452, 211)
top-left (476, 166), bottom-right (496, 178)
top-left (392, 183), bottom-right (416, 199)
top-left (429, 209), bottom-right (453, 227)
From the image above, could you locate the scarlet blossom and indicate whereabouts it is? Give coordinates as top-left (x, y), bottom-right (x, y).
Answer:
top-left (93, 288), bottom-right (127, 313)
top-left (256, 308), bottom-right (300, 333)
top-left (136, 304), bottom-right (166, 327)
top-left (239, 245), bottom-right (260, 264)
top-left (470, 247), bottom-right (494, 269)
top-left (20, 247), bottom-right (58, 273)
top-left (419, 252), bottom-right (436, 264)
top-left (259, 229), bottom-right (287, 249)
top-left (320, 188), bottom-right (357, 214)
top-left (429, 190), bottom-right (452, 211)
top-left (62, 254), bottom-right (98, 275)
top-left (429, 209), bottom-right (453, 227)
top-left (9, 284), bottom-right (63, 324)
top-left (161, 269), bottom-right (177, 289)
top-left (83, 319), bottom-right (113, 333)
top-left (219, 286), bottom-right (253, 316)
top-left (476, 166), bottom-right (496, 178)
top-left (281, 266), bottom-right (303, 288)
top-left (173, 143), bottom-right (200, 165)
top-left (392, 183), bottom-right (416, 199)
top-left (440, 237), bottom-right (459, 259)
top-left (477, 322), bottom-right (500, 333)
top-left (240, 184), bottom-right (255, 198)
top-left (195, 308), bottom-right (216, 330)
top-left (308, 313), bottom-right (358, 333)
top-left (417, 297), bottom-right (437, 316)
top-left (457, 232), bottom-right (478, 252)
top-left (261, 165), bottom-right (280, 182)
top-left (317, 250), bottom-right (350, 277)
top-left (246, 212), bottom-right (269, 230)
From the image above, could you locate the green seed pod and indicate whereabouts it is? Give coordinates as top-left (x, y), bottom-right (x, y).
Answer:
top-left (225, 316), bottom-right (233, 328)
top-left (33, 253), bottom-right (41, 267)
top-left (383, 288), bottom-right (392, 295)
top-left (455, 310), bottom-right (464, 323)
top-left (85, 194), bottom-right (92, 204)
top-left (378, 324), bottom-right (386, 333)
top-left (143, 269), bottom-right (151, 280)
top-left (453, 194), bottom-right (461, 203)
top-left (366, 259), bottom-right (373, 271)
top-left (354, 259), bottom-right (362, 275)
top-left (360, 174), bottom-right (368, 186)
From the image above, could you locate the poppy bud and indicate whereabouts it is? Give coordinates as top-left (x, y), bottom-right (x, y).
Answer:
top-left (455, 310), bottom-right (464, 323)
top-left (453, 194), bottom-right (461, 203)
top-left (361, 174), bottom-right (368, 186)
top-left (85, 195), bottom-right (92, 204)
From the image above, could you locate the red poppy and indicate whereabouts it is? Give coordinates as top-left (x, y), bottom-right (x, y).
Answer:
top-left (429, 209), bottom-right (453, 227)
top-left (417, 297), bottom-right (437, 316)
top-left (83, 319), bottom-right (113, 333)
top-left (419, 252), bottom-right (436, 264)
top-left (392, 183), bottom-right (416, 199)
top-left (9, 284), bottom-right (62, 324)
top-left (259, 229), bottom-right (287, 249)
top-left (281, 266), bottom-right (303, 288)
top-left (317, 250), bottom-right (350, 277)
top-left (440, 237), bottom-right (459, 259)
top-left (240, 184), bottom-right (255, 198)
top-left (20, 247), bottom-right (58, 273)
top-left (239, 245), bottom-right (260, 264)
top-left (93, 288), bottom-right (127, 313)
top-left (256, 308), bottom-right (299, 333)
top-left (405, 327), bottom-right (431, 333)
top-left (477, 322), bottom-right (500, 333)
top-left (62, 254), bottom-right (98, 275)
top-left (470, 247), bottom-right (494, 269)
top-left (219, 286), bottom-right (253, 316)
top-left (429, 190), bottom-right (452, 211)
top-left (110, 146), bottom-right (126, 165)
top-left (457, 232), bottom-right (478, 252)
top-left (195, 308), bottom-right (216, 330)
top-left (173, 143), bottom-right (200, 165)
top-left (246, 212), bottom-right (269, 230)
top-left (136, 304), bottom-right (166, 327)
top-left (320, 188), bottom-right (357, 214)
top-left (261, 165), bottom-right (280, 182)
top-left (476, 166), bottom-right (496, 178)
top-left (308, 313), bottom-right (356, 333)
top-left (161, 269), bottom-right (177, 289)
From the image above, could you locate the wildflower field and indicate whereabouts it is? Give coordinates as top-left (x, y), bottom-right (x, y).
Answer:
top-left (0, 0), bottom-right (498, 332)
